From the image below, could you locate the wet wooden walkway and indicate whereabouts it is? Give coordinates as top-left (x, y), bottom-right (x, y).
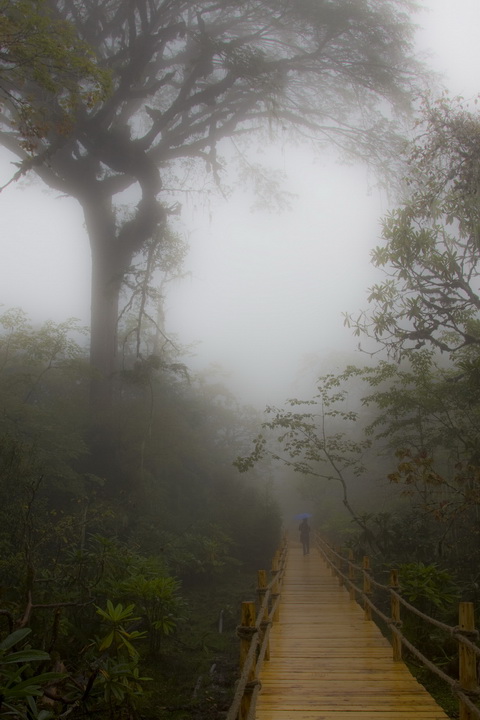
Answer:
top-left (254, 543), bottom-right (450, 720)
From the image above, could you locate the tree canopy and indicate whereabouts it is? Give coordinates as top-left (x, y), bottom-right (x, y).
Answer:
top-left (0, 0), bottom-right (424, 413)
top-left (0, 0), bottom-right (110, 158)
top-left (346, 98), bottom-right (480, 357)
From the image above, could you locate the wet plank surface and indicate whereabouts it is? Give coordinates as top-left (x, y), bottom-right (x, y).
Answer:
top-left (254, 544), bottom-right (450, 720)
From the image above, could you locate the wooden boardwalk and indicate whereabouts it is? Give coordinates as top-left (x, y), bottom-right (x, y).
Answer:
top-left (254, 543), bottom-right (450, 720)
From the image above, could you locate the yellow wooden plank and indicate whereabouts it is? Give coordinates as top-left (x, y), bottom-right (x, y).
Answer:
top-left (255, 713), bottom-right (447, 720)
top-left (254, 544), bottom-right (450, 720)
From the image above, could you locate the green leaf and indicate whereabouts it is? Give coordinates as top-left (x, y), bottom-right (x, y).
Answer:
top-left (0, 628), bottom-right (32, 651)
top-left (2, 649), bottom-right (51, 664)
top-left (99, 630), bottom-right (115, 651)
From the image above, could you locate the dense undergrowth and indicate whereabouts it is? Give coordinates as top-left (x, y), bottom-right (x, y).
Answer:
top-left (0, 310), bottom-right (280, 720)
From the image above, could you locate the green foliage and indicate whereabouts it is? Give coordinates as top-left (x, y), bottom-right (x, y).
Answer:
top-left (237, 372), bottom-right (374, 543)
top-left (355, 350), bottom-right (480, 568)
top-left (249, 347), bottom-right (480, 572)
top-left (345, 97), bottom-right (480, 357)
top-left (165, 528), bottom-right (239, 580)
top-left (331, 97), bottom-right (480, 581)
top-left (0, 308), bottom-right (89, 481)
top-left (96, 601), bottom-right (145, 658)
top-left (398, 563), bottom-right (459, 614)
top-left (0, 309), bottom-right (282, 719)
top-left (396, 563), bottom-right (460, 669)
top-left (0, 0), bottom-right (110, 156)
top-left (95, 657), bottom-right (151, 711)
top-left (119, 575), bottom-right (185, 656)
top-left (89, 600), bottom-right (153, 718)
top-left (0, 628), bottom-right (65, 719)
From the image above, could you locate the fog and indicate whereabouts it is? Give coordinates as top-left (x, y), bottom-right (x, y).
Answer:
top-left (1, 0), bottom-right (479, 408)
top-left (165, 154), bottom-right (387, 405)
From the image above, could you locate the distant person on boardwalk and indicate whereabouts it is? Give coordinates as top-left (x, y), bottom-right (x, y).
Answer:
top-left (299, 518), bottom-right (310, 555)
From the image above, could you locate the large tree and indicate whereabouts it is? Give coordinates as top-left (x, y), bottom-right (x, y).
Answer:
top-left (235, 373), bottom-right (375, 543)
top-left (0, 0), bottom-right (423, 413)
top-left (346, 98), bottom-right (480, 358)
top-left (342, 98), bottom-right (480, 564)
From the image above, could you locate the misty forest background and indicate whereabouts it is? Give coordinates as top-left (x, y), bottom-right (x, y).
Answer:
top-left (1, 1), bottom-right (480, 719)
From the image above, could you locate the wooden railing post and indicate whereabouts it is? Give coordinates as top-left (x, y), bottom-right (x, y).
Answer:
top-left (459, 602), bottom-right (477, 720)
top-left (239, 600), bottom-right (256, 720)
top-left (389, 569), bottom-right (402, 661)
top-left (363, 556), bottom-right (372, 621)
top-left (271, 554), bottom-right (280, 622)
top-left (338, 549), bottom-right (344, 587)
top-left (330, 547), bottom-right (336, 577)
top-left (348, 549), bottom-right (355, 601)
top-left (257, 569), bottom-right (270, 661)
top-left (278, 540), bottom-right (287, 583)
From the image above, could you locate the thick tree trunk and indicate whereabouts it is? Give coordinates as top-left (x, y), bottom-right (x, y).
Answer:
top-left (89, 243), bottom-right (122, 414)
top-left (78, 149), bottom-right (163, 419)
top-left (83, 197), bottom-right (129, 418)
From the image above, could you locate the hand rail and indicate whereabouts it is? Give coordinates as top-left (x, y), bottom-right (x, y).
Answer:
top-left (315, 533), bottom-right (480, 720)
top-left (226, 535), bottom-right (288, 720)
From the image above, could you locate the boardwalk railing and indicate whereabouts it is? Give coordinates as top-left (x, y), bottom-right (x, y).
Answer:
top-left (316, 533), bottom-right (480, 720)
top-left (226, 537), bottom-right (288, 720)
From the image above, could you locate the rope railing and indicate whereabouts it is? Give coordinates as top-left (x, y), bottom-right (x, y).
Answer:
top-left (226, 536), bottom-right (288, 720)
top-left (316, 533), bottom-right (480, 720)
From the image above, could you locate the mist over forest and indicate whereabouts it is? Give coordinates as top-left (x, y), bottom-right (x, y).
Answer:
top-left (1, 1), bottom-right (480, 718)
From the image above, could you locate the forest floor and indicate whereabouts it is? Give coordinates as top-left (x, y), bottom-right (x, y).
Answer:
top-left (143, 568), bottom-right (256, 719)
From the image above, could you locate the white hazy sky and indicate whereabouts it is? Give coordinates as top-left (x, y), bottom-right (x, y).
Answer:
top-left (1, 0), bottom-right (480, 406)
